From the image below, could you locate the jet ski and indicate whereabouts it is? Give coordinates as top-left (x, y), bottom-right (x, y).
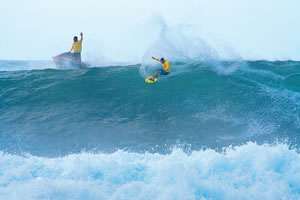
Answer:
top-left (53, 52), bottom-right (88, 69)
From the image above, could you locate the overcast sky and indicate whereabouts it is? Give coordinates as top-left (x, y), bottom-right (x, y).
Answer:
top-left (1, 0), bottom-right (299, 62)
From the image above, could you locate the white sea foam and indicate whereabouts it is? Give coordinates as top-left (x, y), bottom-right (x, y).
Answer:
top-left (0, 142), bottom-right (299, 200)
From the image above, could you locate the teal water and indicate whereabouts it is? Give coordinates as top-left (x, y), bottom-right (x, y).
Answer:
top-left (1, 60), bottom-right (300, 155)
top-left (0, 60), bottom-right (300, 199)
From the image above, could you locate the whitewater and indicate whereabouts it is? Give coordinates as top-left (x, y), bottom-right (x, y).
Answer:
top-left (1, 59), bottom-right (300, 199)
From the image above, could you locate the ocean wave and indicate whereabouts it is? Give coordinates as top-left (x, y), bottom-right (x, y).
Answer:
top-left (1, 60), bottom-right (300, 156)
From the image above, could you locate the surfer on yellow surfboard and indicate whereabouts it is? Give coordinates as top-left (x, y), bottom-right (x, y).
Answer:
top-left (147, 57), bottom-right (171, 82)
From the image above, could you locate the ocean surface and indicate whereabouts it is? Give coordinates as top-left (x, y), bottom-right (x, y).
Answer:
top-left (1, 60), bottom-right (300, 199)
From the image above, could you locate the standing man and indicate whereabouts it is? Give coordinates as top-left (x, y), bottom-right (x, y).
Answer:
top-left (69, 32), bottom-right (83, 63)
top-left (151, 57), bottom-right (171, 80)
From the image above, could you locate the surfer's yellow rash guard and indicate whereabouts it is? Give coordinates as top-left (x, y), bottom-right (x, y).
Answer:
top-left (154, 58), bottom-right (171, 72)
top-left (70, 38), bottom-right (83, 53)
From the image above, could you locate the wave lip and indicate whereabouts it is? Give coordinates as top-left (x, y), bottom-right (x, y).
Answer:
top-left (0, 142), bottom-right (299, 200)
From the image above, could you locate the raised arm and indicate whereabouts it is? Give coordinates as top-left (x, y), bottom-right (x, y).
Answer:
top-left (80, 32), bottom-right (83, 42)
top-left (152, 57), bottom-right (160, 62)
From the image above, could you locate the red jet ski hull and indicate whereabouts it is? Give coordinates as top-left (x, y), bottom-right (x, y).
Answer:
top-left (53, 52), bottom-right (88, 69)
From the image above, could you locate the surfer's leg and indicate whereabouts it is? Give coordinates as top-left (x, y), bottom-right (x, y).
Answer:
top-left (78, 53), bottom-right (82, 64)
top-left (72, 53), bottom-right (81, 64)
top-left (153, 71), bottom-right (161, 80)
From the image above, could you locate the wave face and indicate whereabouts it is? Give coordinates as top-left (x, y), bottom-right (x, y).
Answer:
top-left (1, 60), bottom-right (300, 156)
top-left (1, 60), bottom-right (300, 199)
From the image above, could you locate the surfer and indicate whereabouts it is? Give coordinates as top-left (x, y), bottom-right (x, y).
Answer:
top-left (69, 32), bottom-right (83, 63)
top-left (151, 57), bottom-right (171, 80)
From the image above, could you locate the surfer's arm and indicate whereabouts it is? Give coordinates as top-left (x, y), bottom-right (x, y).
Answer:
top-left (69, 44), bottom-right (74, 52)
top-left (152, 57), bottom-right (160, 62)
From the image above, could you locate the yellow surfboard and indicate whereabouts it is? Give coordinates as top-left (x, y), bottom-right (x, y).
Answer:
top-left (145, 76), bottom-right (158, 84)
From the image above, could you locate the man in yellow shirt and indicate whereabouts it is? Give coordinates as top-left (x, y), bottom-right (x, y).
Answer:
top-left (151, 56), bottom-right (171, 80)
top-left (69, 32), bottom-right (83, 63)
